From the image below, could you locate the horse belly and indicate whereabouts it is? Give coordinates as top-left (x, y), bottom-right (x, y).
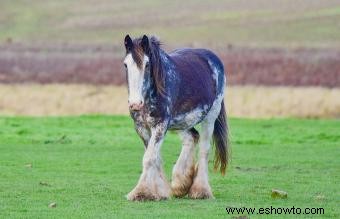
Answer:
top-left (169, 106), bottom-right (209, 130)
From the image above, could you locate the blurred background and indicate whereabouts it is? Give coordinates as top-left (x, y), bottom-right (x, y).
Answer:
top-left (0, 0), bottom-right (339, 118)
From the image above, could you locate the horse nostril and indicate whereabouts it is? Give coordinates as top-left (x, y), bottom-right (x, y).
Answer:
top-left (129, 102), bottom-right (143, 111)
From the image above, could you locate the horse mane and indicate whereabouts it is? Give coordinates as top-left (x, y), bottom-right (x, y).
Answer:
top-left (132, 36), bottom-right (165, 97)
top-left (148, 36), bottom-right (166, 97)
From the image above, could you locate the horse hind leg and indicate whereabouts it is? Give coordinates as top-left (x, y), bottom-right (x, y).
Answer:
top-left (189, 96), bottom-right (225, 199)
top-left (188, 118), bottom-right (215, 199)
top-left (171, 128), bottom-right (199, 197)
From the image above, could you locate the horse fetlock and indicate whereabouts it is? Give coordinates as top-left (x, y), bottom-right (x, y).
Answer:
top-left (188, 177), bottom-right (214, 199)
top-left (171, 165), bottom-right (195, 197)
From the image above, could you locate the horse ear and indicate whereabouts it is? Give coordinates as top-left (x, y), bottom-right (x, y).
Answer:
top-left (124, 34), bottom-right (133, 52)
top-left (141, 35), bottom-right (149, 52)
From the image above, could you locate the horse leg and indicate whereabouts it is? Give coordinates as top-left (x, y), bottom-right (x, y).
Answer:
top-left (127, 122), bottom-right (171, 201)
top-left (171, 128), bottom-right (199, 197)
top-left (134, 122), bottom-right (150, 149)
top-left (188, 120), bottom-right (215, 199)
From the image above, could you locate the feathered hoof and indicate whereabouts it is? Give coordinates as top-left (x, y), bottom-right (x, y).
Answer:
top-left (171, 182), bottom-right (191, 198)
top-left (127, 191), bottom-right (169, 201)
top-left (171, 165), bottom-right (195, 198)
top-left (127, 184), bottom-right (171, 201)
top-left (188, 184), bottom-right (214, 199)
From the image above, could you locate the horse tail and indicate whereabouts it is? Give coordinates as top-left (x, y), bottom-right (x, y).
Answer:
top-left (212, 100), bottom-right (230, 175)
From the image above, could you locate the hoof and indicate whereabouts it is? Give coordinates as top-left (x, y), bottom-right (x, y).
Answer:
top-left (127, 191), bottom-right (169, 201)
top-left (127, 184), bottom-right (171, 201)
top-left (188, 184), bottom-right (214, 199)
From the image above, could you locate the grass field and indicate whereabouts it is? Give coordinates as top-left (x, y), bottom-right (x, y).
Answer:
top-left (0, 116), bottom-right (339, 218)
top-left (1, 0), bottom-right (340, 48)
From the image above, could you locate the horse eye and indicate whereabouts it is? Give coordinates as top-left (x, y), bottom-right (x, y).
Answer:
top-left (145, 62), bottom-right (149, 69)
top-left (124, 63), bottom-right (127, 68)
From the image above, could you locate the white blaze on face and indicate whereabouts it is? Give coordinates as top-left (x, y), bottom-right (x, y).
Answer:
top-left (124, 53), bottom-right (149, 105)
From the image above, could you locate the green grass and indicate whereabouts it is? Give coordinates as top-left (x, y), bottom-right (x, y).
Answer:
top-left (1, 0), bottom-right (340, 48)
top-left (0, 116), bottom-right (339, 218)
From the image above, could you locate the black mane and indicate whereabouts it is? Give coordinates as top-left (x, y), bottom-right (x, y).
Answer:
top-left (146, 36), bottom-right (166, 97)
top-left (132, 35), bottom-right (166, 97)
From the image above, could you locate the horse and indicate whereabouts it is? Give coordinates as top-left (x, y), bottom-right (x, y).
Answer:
top-left (123, 34), bottom-right (230, 201)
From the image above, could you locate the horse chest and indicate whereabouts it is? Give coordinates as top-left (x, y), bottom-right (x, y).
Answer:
top-left (131, 108), bottom-right (164, 129)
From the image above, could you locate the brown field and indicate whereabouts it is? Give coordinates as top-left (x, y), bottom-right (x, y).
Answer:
top-left (1, 1), bottom-right (340, 87)
top-left (1, 84), bottom-right (339, 118)
top-left (1, 44), bottom-right (339, 87)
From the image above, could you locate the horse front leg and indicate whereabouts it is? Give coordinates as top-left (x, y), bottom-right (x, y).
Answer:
top-left (134, 122), bottom-right (150, 149)
top-left (127, 122), bottom-right (171, 201)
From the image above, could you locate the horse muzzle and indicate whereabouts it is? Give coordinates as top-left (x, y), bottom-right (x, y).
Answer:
top-left (129, 101), bottom-right (144, 111)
